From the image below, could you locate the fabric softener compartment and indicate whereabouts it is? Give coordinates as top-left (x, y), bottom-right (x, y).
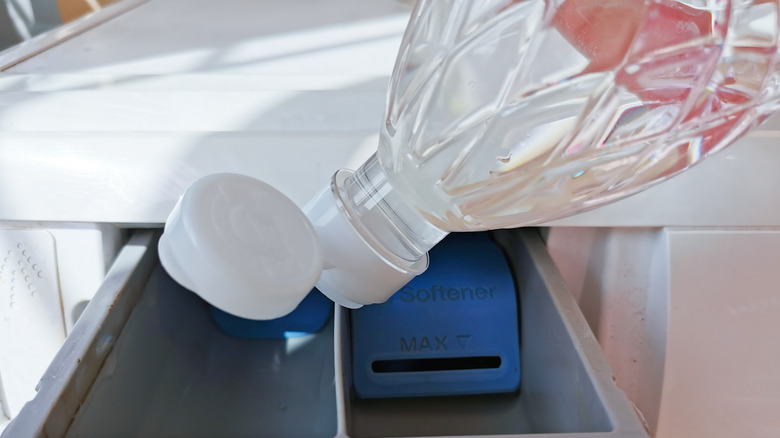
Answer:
top-left (350, 232), bottom-right (521, 398)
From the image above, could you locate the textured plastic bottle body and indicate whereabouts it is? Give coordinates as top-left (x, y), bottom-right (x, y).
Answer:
top-left (308, 0), bottom-right (780, 307)
top-left (369, 0), bottom-right (780, 233)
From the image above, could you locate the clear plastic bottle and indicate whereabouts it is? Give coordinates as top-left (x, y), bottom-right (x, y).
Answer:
top-left (304, 0), bottom-right (780, 308)
top-left (160, 0), bottom-right (780, 318)
top-left (380, 0), bottom-right (780, 231)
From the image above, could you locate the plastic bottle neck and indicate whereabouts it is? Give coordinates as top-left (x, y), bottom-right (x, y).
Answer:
top-left (338, 153), bottom-right (448, 265)
top-left (301, 154), bottom-right (447, 308)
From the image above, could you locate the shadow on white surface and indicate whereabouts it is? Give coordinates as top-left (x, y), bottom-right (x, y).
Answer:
top-left (0, 0), bottom-right (412, 223)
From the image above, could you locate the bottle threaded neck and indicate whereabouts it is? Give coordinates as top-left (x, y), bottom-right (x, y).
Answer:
top-left (337, 153), bottom-right (448, 264)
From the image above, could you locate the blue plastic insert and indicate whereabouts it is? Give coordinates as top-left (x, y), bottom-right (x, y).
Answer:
top-left (350, 232), bottom-right (521, 398)
top-left (210, 289), bottom-right (332, 339)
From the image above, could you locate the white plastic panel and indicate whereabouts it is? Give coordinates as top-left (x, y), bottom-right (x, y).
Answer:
top-left (0, 0), bottom-right (777, 227)
top-left (0, 133), bottom-right (379, 224)
top-left (0, 0), bottom-right (409, 225)
top-left (0, 0), bottom-right (148, 71)
top-left (4, 0), bottom-right (410, 76)
top-left (657, 229), bottom-right (780, 438)
top-left (547, 227), bottom-right (670, 436)
top-left (0, 223), bottom-right (122, 433)
top-left (548, 227), bottom-right (780, 438)
top-left (0, 230), bottom-right (64, 419)
top-left (1, 231), bottom-right (157, 438)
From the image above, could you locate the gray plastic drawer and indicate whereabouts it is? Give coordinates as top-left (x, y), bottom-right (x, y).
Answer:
top-left (3, 229), bottom-right (648, 438)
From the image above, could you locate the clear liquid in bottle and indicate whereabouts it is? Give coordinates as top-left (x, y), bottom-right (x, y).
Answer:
top-left (377, 0), bottom-right (780, 231)
top-left (304, 0), bottom-right (780, 307)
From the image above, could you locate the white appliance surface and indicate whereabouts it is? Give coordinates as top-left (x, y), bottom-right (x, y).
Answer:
top-left (0, 0), bottom-right (778, 226)
top-left (1, 1), bottom-right (779, 437)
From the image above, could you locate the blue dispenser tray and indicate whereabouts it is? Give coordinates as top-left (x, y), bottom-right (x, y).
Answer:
top-left (350, 232), bottom-right (521, 398)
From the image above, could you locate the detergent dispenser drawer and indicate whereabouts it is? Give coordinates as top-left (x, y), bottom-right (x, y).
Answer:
top-left (4, 229), bottom-right (648, 438)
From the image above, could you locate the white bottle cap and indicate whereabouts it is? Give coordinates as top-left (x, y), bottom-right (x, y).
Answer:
top-left (158, 173), bottom-right (323, 320)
